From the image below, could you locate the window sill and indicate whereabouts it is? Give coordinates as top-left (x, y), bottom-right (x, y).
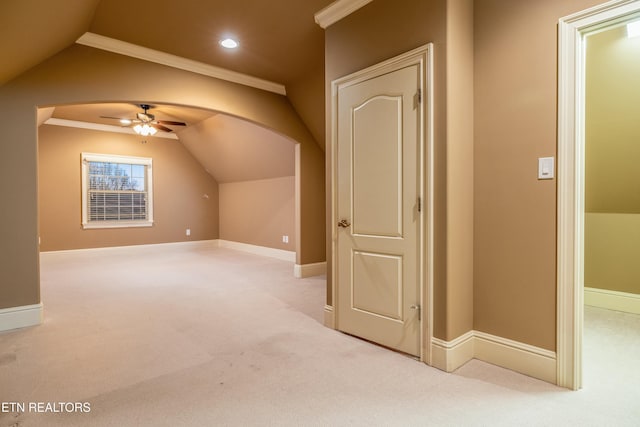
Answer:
top-left (82, 221), bottom-right (154, 230)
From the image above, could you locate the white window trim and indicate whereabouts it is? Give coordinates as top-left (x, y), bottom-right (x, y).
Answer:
top-left (81, 152), bottom-right (154, 229)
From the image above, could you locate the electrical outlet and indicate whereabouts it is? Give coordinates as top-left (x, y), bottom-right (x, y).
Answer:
top-left (282, 235), bottom-right (289, 243)
top-left (186, 228), bottom-right (191, 236)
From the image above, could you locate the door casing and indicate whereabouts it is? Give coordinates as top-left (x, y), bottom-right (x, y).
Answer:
top-left (329, 44), bottom-right (434, 364)
top-left (557, 0), bottom-right (640, 390)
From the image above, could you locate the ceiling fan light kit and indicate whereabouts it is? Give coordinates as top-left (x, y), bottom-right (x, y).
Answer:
top-left (100, 104), bottom-right (187, 138)
top-left (133, 123), bottom-right (157, 136)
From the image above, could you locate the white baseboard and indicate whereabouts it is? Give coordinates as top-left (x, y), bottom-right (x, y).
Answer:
top-left (42, 240), bottom-right (298, 276)
top-left (294, 262), bottom-right (327, 278)
top-left (41, 240), bottom-right (296, 263)
top-left (430, 330), bottom-right (557, 384)
top-left (217, 240), bottom-right (295, 262)
top-left (473, 331), bottom-right (557, 384)
top-left (585, 287), bottom-right (640, 315)
top-left (0, 303), bottom-right (43, 332)
top-left (324, 305), bottom-right (335, 329)
top-left (40, 240), bottom-right (219, 256)
top-left (431, 331), bottom-right (475, 372)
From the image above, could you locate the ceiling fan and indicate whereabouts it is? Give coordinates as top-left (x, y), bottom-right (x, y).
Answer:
top-left (101, 104), bottom-right (187, 135)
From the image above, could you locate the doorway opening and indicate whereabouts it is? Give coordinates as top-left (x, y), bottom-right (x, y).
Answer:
top-left (37, 102), bottom-right (299, 263)
top-left (557, 0), bottom-right (640, 390)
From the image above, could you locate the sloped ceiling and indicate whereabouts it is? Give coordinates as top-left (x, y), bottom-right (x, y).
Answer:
top-left (0, 0), bottom-right (100, 85)
top-left (1, 0), bottom-right (332, 87)
top-left (88, 0), bottom-right (332, 86)
top-left (178, 114), bottom-right (295, 183)
top-left (4, 0), bottom-right (332, 183)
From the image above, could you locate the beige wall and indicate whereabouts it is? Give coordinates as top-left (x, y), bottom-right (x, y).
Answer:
top-left (219, 177), bottom-right (295, 251)
top-left (0, 43), bottom-right (325, 310)
top-left (585, 213), bottom-right (640, 294)
top-left (584, 25), bottom-right (640, 295)
top-left (473, 0), bottom-right (603, 351)
top-left (586, 26), bottom-right (640, 214)
top-left (38, 125), bottom-right (218, 251)
top-left (446, 0), bottom-right (475, 341)
top-left (296, 142), bottom-right (326, 264)
top-left (288, 65), bottom-right (326, 150)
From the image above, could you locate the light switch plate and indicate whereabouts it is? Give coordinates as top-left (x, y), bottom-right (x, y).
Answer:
top-left (538, 157), bottom-right (555, 180)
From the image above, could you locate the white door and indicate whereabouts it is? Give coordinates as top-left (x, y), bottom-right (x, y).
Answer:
top-left (336, 64), bottom-right (422, 357)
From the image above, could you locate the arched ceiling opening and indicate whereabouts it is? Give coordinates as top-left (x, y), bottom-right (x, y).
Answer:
top-left (42, 102), bottom-right (295, 184)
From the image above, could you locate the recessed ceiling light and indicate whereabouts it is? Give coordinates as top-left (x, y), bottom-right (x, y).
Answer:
top-left (220, 38), bottom-right (239, 49)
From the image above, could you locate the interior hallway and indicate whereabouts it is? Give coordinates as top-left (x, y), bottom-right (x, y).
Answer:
top-left (0, 244), bottom-right (638, 426)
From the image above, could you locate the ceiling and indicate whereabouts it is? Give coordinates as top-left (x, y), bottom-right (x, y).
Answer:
top-left (0, 0), bottom-right (100, 86)
top-left (89, 0), bottom-right (332, 86)
top-left (0, 0), bottom-right (334, 87)
top-left (2, 0), bottom-right (336, 183)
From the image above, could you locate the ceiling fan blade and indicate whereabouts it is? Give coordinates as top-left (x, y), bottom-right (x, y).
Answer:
top-left (151, 123), bottom-right (173, 133)
top-left (99, 115), bottom-right (141, 125)
top-left (156, 120), bottom-right (186, 126)
top-left (100, 115), bottom-right (128, 120)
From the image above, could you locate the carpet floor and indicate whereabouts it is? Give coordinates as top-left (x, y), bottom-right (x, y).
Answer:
top-left (1, 244), bottom-right (638, 426)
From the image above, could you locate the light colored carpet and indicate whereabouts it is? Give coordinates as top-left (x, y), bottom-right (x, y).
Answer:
top-left (1, 244), bottom-right (639, 426)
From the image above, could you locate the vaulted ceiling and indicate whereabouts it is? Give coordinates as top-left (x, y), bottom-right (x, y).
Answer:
top-left (0, 0), bottom-right (100, 86)
top-left (88, 0), bottom-right (331, 86)
top-left (0, 0), bottom-right (332, 87)
top-left (1, 0), bottom-right (334, 183)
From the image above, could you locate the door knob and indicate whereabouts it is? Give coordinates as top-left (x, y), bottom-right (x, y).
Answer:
top-left (338, 219), bottom-right (351, 228)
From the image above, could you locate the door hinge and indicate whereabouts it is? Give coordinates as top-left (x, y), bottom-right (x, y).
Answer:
top-left (417, 89), bottom-right (422, 103)
top-left (410, 304), bottom-right (421, 321)
top-left (418, 197), bottom-right (422, 213)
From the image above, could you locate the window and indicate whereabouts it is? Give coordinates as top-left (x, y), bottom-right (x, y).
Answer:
top-left (81, 153), bottom-right (154, 229)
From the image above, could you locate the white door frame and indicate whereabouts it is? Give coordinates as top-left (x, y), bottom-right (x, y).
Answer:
top-left (557, 0), bottom-right (640, 390)
top-left (329, 44), bottom-right (434, 364)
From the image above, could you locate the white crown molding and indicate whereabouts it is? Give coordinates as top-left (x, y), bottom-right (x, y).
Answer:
top-left (76, 32), bottom-right (286, 96)
top-left (315, 0), bottom-right (374, 29)
top-left (44, 118), bottom-right (179, 140)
